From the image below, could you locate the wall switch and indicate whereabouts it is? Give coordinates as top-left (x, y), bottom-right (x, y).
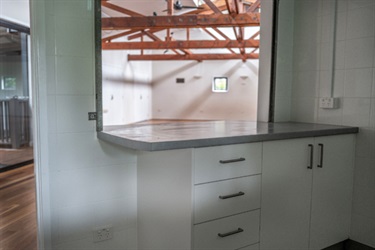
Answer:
top-left (88, 112), bottom-right (97, 120)
top-left (319, 97), bottom-right (340, 109)
top-left (93, 226), bottom-right (113, 242)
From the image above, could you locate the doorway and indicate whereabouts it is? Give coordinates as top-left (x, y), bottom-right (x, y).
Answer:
top-left (0, 18), bottom-right (36, 249)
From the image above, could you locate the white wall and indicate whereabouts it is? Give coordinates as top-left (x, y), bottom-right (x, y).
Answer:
top-left (102, 50), bottom-right (152, 125)
top-left (0, 0), bottom-right (29, 26)
top-left (257, 0), bottom-right (274, 122)
top-left (275, 0), bottom-right (375, 247)
top-left (30, 0), bottom-right (138, 249)
top-left (273, 0), bottom-right (294, 122)
top-left (152, 60), bottom-right (259, 121)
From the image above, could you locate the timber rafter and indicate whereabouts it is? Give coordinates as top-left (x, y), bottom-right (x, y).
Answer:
top-left (101, 0), bottom-right (261, 61)
top-left (101, 13), bottom-right (260, 30)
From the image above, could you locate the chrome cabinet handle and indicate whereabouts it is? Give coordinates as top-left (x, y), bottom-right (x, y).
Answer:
top-left (317, 143), bottom-right (324, 168)
top-left (218, 228), bottom-right (244, 238)
top-left (219, 191), bottom-right (245, 200)
top-left (308, 144), bottom-right (314, 169)
top-left (219, 157), bottom-right (246, 164)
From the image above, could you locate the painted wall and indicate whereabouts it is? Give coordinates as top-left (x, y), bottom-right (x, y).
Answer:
top-left (273, 0), bottom-right (294, 122)
top-left (152, 60), bottom-right (259, 121)
top-left (102, 49), bottom-right (152, 125)
top-left (275, 0), bottom-right (375, 247)
top-left (0, 0), bottom-right (29, 26)
top-left (30, 0), bottom-right (138, 248)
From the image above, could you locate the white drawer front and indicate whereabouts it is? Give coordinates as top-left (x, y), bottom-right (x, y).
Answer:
top-left (238, 243), bottom-right (259, 250)
top-left (193, 210), bottom-right (260, 250)
top-left (194, 143), bottom-right (262, 184)
top-left (194, 175), bottom-right (261, 224)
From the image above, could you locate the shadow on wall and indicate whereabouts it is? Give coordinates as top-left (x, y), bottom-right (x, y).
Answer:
top-left (103, 63), bottom-right (151, 86)
top-left (152, 61), bottom-right (198, 84)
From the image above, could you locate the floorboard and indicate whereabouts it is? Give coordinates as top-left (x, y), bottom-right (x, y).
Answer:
top-left (0, 164), bottom-right (37, 250)
top-left (0, 146), bottom-right (34, 171)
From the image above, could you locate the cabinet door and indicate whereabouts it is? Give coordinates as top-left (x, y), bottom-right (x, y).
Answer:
top-left (260, 138), bottom-right (313, 250)
top-left (138, 149), bottom-right (193, 250)
top-left (309, 134), bottom-right (355, 249)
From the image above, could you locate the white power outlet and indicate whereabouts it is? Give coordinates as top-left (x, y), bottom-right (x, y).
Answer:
top-left (319, 97), bottom-right (340, 109)
top-left (93, 226), bottom-right (113, 243)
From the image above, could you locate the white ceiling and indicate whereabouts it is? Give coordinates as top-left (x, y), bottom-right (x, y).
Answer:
top-left (102, 0), bottom-right (199, 17)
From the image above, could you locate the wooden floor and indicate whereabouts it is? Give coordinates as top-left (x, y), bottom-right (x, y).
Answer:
top-left (0, 164), bottom-right (37, 250)
top-left (0, 146), bottom-right (34, 171)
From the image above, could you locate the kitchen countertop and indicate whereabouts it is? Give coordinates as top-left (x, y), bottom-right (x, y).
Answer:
top-left (98, 121), bottom-right (359, 151)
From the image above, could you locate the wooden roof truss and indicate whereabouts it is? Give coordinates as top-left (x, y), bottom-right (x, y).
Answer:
top-left (101, 0), bottom-right (261, 61)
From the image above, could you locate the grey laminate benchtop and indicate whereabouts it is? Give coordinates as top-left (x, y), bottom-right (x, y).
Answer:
top-left (98, 121), bottom-right (358, 151)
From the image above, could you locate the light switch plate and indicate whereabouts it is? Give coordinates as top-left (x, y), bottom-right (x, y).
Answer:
top-left (93, 226), bottom-right (113, 242)
top-left (319, 97), bottom-right (340, 109)
top-left (88, 112), bottom-right (97, 120)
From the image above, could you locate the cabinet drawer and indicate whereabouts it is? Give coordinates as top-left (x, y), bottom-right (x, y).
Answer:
top-left (238, 244), bottom-right (259, 250)
top-left (194, 175), bottom-right (261, 224)
top-left (194, 143), bottom-right (262, 184)
top-left (193, 210), bottom-right (260, 250)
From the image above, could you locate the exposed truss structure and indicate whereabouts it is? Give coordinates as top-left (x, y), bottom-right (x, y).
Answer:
top-left (101, 0), bottom-right (261, 61)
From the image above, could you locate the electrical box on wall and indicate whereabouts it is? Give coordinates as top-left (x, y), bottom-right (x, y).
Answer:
top-left (176, 78), bottom-right (185, 84)
top-left (319, 97), bottom-right (340, 109)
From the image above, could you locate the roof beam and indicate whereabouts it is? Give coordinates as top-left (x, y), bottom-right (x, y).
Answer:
top-left (202, 0), bottom-right (222, 14)
top-left (102, 39), bottom-right (259, 50)
top-left (188, 4), bottom-right (227, 15)
top-left (128, 53), bottom-right (259, 61)
top-left (142, 30), bottom-right (182, 55)
top-left (127, 28), bottom-right (164, 40)
top-left (247, 0), bottom-right (260, 12)
top-left (102, 13), bottom-right (260, 30)
top-left (102, 29), bottom-right (142, 42)
top-left (202, 27), bottom-right (237, 54)
top-left (225, 0), bottom-right (234, 14)
top-left (167, 0), bottom-right (174, 15)
top-left (101, 2), bottom-right (144, 17)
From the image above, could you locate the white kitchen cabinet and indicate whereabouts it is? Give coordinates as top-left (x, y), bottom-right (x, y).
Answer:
top-left (138, 149), bottom-right (193, 250)
top-left (193, 143), bottom-right (262, 184)
top-left (137, 134), bottom-right (355, 250)
top-left (193, 210), bottom-right (260, 250)
top-left (194, 175), bottom-right (261, 224)
top-left (260, 134), bottom-right (355, 250)
top-left (138, 143), bottom-right (262, 250)
top-left (309, 135), bottom-right (355, 249)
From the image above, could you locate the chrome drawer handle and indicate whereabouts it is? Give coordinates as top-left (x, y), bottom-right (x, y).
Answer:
top-left (307, 144), bottom-right (313, 169)
top-left (317, 143), bottom-right (324, 168)
top-left (219, 157), bottom-right (246, 164)
top-left (218, 228), bottom-right (244, 238)
top-left (219, 191), bottom-right (245, 199)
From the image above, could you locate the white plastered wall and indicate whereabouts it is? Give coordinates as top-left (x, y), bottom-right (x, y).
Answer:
top-left (152, 59), bottom-right (259, 121)
top-left (30, 0), bottom-right (138, 249)
top-left (0, 0), bottom-right (29, 26)
top-left (102, 49), bottom-right (152, 125)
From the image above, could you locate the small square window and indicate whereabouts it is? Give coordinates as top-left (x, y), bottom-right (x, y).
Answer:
top-left (1, 77), bottom-right (16, 90)
top-left (212, 77), bottom-right (228, 93)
